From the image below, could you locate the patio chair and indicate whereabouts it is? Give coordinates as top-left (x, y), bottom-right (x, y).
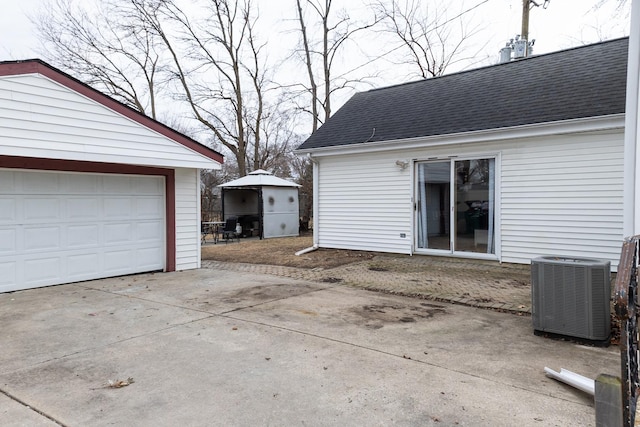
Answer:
top-left (201, 223), bottom-right (210, 244)
top-left (220, 217), bottom-right (239, 243)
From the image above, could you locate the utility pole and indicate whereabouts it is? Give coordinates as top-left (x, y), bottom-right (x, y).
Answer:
top-left (522, 0), bottom-right (531, 42)
top-left (499, 0), bottom-right (549, 62)
top-left (520, 0), bottom-right (550, 57)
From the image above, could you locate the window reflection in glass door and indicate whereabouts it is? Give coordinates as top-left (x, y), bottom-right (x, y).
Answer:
top-left (454, 159), bottom-right (495, 254)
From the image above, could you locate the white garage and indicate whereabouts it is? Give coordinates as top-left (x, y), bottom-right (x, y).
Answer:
top-left (0, 59), bottom-right (223, 292)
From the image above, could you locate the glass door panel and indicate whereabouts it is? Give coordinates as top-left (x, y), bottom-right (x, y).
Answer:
top-left (454, 159), bottom-right (495, 254)
top-left (416, 162), bottom-right (451, 250)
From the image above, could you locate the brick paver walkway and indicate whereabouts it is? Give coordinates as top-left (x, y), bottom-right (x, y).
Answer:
top-left (202, 254), bottom-right (532, 314)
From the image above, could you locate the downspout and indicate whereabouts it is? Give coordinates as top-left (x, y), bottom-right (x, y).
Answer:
top-left (295, 153), bottom-right (320, 256)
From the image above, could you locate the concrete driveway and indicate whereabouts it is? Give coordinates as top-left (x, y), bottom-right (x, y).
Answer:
top-left (0, 268), bottom-right (619, 426)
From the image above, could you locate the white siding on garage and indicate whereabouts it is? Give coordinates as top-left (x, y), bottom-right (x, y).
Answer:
top-left (315, 128), bottom-right (624, 268)
top-left (175, 168), bottom-right (200, 270)
top-left (0, 74), bottom-right (218, 169)
top-left (317, 154), bottom-right (413, 253)
top-left (500, 132), bottom-right (624, 268)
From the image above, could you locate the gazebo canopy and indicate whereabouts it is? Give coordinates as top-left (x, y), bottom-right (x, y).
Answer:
top-left (218, 169), bottom-right (301, 188)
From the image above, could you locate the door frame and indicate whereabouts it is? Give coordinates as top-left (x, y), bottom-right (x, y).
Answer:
top-left (0, 156), bottom-right (175, 271)
top-left (412, 153), bottom-right (501, 261)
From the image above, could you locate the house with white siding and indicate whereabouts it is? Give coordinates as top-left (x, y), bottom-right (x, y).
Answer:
top-left (0, 59), bottom-right (222, 293)
top-left (296, 38), bottom-right (628, 271)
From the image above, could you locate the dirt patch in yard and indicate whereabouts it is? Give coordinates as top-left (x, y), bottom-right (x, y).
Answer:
top-left (201, 234), bottom-right (377, 269)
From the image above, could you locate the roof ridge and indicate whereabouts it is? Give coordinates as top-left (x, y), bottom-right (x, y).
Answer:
top-left (365, 36), bottom-right (630, 94)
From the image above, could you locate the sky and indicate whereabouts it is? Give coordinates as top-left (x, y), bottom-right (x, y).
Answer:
top-left (0, 0), bottom-right (630, 61)
top-left (0, 0), bottom-right (631, 131)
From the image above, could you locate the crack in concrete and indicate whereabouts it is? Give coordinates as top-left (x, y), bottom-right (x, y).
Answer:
top-left (0, 388), bottom-right (66, 426)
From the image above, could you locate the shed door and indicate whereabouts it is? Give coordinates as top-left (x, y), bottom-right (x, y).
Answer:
top-left (0, 170), bottom-right (165, 293)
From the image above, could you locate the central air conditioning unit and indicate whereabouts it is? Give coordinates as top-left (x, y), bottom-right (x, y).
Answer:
top-left (531, 256), bottom-right (611, 342)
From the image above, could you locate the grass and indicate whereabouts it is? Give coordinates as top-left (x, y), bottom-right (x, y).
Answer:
top-left (201, 234), bottom-right (377, 269)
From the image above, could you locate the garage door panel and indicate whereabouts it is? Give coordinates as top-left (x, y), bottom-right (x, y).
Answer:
top-left (137, 197), bottom-right (164, 218)
top-left (135, 176), bottom-right (163, 194)
top-left (24, 198), bottom-right (61, 221)
top-left (137, 221), bottom-right (163, 241)
top-left (24, 227), bottom-right (60, 251)
top-left (1, 170), bottom-right (165, 292)
top-left (103, 175), bottom-right (133, 193)
top-left (0, 229), bottom-right (16, 253)
top-left (24, 257), bottom-right (61, 284)
top-left (0, 262), bottom-right (16, 288)
top-left (22, 172), bottom-right (60, 193)
top-left (67, 198), bottom-right (99, 219)
top-left (104, 223), bottom-right (134, 244)
top-left (67, 253), bottom-right (100, 278)
top-left (0, 170), bottom-right (15, 192)
top-left (137, 247), bottom-right (164, 268)
top-left (64, 174), bottom-right (99, 193)
top-left (104, 198), bottom-right (133, 218)
top-left (0, 198), bottom-right (16, 221)
top-left (104, 249), bottom-right (135, 273)
top-left (67, 225), bottom-right (99, 247)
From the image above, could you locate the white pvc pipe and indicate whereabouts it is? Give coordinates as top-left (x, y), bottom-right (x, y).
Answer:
top-left (544, 367), bottom-right (595, 396)
top-left (295, 245), bottom-right (318, 256)
top-left (309, 153), bottom-right (319, 248)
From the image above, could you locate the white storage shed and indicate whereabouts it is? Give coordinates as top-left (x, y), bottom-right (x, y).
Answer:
top-left (219, 170), bottom-right (301, 239)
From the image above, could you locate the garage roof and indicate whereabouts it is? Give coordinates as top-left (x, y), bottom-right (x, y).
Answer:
top-left (0, 59), bottom-right (223, 167)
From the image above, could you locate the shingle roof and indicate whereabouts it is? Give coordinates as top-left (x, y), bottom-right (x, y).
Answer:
top-left (297, 37), bottom-right (628, 151)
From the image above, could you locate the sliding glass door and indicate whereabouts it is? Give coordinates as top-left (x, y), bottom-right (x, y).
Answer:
top-left (416, 158), bottom-right (495, 255)
top-left (416, 162), bottom-right (451, 250)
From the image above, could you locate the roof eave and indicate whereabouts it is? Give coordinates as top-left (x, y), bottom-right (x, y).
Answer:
top-left (295, 114), bottom-right (625, 157)
top-left (0, 59), bottom-right (224, 165)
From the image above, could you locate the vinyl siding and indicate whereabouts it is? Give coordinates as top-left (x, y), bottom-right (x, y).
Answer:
top-left (175, 168), bottom-right (200, 270)
top-left (0, 74), bottom-right (218, 169)
top-left (317, 154), bottom-right (412, 253)
top-left (315, 129), bottom-right (624, 269)
top-left (500, 132), bottom-right (624, 268)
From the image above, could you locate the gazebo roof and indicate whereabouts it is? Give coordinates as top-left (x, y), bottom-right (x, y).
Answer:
top-left (218, 169), bottom-right (301, 188)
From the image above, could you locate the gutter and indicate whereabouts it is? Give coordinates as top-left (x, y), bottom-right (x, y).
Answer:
top-left (295, 153), bottom-right (320, 256)
top-left (294, 114), bottom-right (625, 158)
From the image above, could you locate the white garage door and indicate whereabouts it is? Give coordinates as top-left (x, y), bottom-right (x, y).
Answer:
top-left (0, 169), bottom-right (165, 292)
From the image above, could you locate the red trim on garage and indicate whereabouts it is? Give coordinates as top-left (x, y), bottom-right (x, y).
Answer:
top-left (0, 156), bottom-right (177, 272)
top-left (0, 60), bottom-right (223, 165)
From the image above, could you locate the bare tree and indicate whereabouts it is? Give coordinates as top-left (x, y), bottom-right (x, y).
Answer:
top-left (293, 0), bottom-right (379, 133)
top-left (135, 0), bottom-right (276, 176)
top-left (372, 0), bottom-right (489, 79)
top-left (35, 0), bottom-right (164, 119)
top-left (288, 0), bottom-right (380, 227)
top-left (289, 153), bottom-right (313, 229)
top-left (595, 0), bottom-right (629, 10)
top-left (36, 0), bottom-right (293, 178)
